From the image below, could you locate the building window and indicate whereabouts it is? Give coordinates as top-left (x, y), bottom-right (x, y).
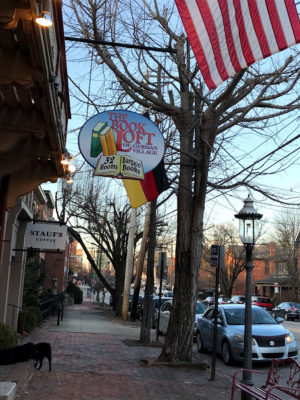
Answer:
top-left (265, 260), bottom-right (269, 275)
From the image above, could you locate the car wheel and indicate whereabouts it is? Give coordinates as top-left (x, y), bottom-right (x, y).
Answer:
top-left (196, 332), bottom-right (206, 353)
top-left (222, 340), bottom-right (233, 365)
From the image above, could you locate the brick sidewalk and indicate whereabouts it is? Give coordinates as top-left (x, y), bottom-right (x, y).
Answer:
top-left (15, 302), bottom-right (232, 400)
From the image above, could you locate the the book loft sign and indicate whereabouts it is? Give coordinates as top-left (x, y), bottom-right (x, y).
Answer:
top-left (24, 223), bottom-right (68, 251)
top-left (78, 110), bottom-right (165, 180)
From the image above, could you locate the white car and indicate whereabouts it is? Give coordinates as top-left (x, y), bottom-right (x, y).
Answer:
top-left (158, 300), bottom-right (206, 337)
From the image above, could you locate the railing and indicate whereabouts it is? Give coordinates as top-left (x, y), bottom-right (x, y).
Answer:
top-left (39, 294), bottom-right (64, 326)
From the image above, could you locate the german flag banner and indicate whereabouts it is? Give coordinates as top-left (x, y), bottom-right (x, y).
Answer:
top-left (123, 160), bottom-right (169, 208)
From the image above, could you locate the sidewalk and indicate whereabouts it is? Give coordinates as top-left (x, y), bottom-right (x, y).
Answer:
top-left (3, 300), bottom-right (233, 400)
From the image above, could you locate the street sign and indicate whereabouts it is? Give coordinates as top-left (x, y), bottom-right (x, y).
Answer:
top-left (210, 245), bottom-right (224, 268)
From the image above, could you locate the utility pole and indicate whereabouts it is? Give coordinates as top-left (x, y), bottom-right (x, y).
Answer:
top-left (130, 203), bottom-right (151, 321)
top-left (122, 208), bottom-right (137, 320)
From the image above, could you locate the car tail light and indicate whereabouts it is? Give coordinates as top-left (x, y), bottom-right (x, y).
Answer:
top-left (290, 307), bottom-right (296, 311)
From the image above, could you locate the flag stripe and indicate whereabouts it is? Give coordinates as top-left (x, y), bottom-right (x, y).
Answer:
top-left (255, 0), bottom-right (279, 54)
top-left (141, 171), bottom-right (159, 201)
top-left (233, 0), bottom-right (256, 65)
top-left (123, 179), bottom-right (147, 208)
top-left (183, 0), bottom-right (223, 87)
top-left (266, 0), bottom-right (288, 50)
top-left (276, 0), bottom-right (297, 44)
top-left (217, 0), bottom-right (243, 72)
top-left (197, 1), bottom-right (230, 81)
top-left (226, 0), bottom-right (248, 69)
top-left (248, 0), bottom-right (271, 57)
top-left (175, 0), bottom-right (300, 89)
top-left (285, 0), bottom-right (300, 42)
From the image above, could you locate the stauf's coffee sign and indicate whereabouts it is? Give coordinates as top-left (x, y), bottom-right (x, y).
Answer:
top-left (24, 223), bottom-right (67, 250)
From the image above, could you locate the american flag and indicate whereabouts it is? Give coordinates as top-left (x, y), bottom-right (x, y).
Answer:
top-left (175, 0), bottom-right (300, 89)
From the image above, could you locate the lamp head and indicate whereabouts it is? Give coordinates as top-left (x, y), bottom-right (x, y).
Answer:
top-left (235, 194), bottom-right (262, 245)
top-left (35, 13), bottom-right (53, 27)
top-left (66, 176), bottom-right (74, 184)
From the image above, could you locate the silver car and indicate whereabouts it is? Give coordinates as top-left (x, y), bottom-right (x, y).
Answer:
top-left (196, 304), bottom-right (298, 365)
top-left (159, 300), bottom-right (206, 337)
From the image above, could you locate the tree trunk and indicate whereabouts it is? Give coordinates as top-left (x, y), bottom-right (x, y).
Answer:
top-left (140, 200), bottom-right (156, 343)
top-left (114, 264), bottom-right (126, 316)
top-left (159, 97), bottom-right (214, 362)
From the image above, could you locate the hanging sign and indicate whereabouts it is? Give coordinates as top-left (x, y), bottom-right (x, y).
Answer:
top-left (24, 223), bottom-right (67, 250)
top-left (78, 110), bottom-right (165, 180)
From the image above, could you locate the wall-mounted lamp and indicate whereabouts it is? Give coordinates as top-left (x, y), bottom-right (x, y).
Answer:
top-left (66, 176), bottom-right (74, 184)
top-left (61, 151), bottom-right (80, 166)
top-left (67, 164), bottom-right (76, 174)
top-left (35, 0), bottom-right (53, 27)
top-left (35, 13), bottom-right (52, 27)
top-left (61, 156), bottom-right (70, 166)
top-left (61, 151), bottom-right (80, 184)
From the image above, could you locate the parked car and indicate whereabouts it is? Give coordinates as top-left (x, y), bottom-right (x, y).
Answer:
top-left (229, 295), bottom-right (246, 304)
top-left (218, 297), bottom-right (229, 304)
top-left (158, 300), bottom-right (207, 338)
top-left (251, 296), bottom-right (272, 311)
top-left (272, 302), bottom-right (300, 321)
top-left (139, 296), bottom-right (173, 326)
top-left (196, 304), bottom-right (298, 365)
top-left (203, 296), bottom-right (215, 306)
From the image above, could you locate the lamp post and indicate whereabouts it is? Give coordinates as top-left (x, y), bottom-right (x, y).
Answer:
top-left (235, 195), bottom-right (262, 398)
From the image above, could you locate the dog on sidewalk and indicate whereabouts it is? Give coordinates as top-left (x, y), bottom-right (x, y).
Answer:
top-left (0, 342), bottom-right (37, 365)
top-left (0, 342), bottom-right (52, 372)
top-left (33, 342), bottom-right (52, 371)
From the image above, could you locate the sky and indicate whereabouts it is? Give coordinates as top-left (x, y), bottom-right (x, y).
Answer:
top-left (42, 2), bottom-right (300, 241)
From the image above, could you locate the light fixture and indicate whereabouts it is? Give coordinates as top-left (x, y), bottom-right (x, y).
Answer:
top-left (61, 151), bottom-right (71, 166)
top-left (66, 176), bottom-right (74, 184)
top-left (61, 157), bottom-right (69, 166)
top-left (234, 194), bottom-right (262, 396)
top-left (235, 194), bottom-right (263, 245)
top-left (35, 13), bottom-right (53, 27)
top-left (67, 164), bottom-right (76, 174)
top-left (35, 0), bottom-right (53, 27)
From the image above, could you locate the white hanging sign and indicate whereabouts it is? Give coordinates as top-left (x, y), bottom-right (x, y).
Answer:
top-left (24, 223), bottom-right (67, 250)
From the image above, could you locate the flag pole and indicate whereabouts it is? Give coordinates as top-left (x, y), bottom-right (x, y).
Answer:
top-left (122, 207), bottom-right (137, 320)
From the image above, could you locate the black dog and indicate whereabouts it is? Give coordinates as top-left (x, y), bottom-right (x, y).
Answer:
top-left (33, 342), bottom-right (52, 371)
top-left (0, 343), bottom-right (37, 365)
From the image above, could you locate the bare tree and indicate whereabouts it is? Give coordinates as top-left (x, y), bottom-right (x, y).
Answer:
top-left (271, 211), bottom-right (300, 300)
top-left (64, 0), bottom-right (300, 362)
top-left (210, 224), bottom-right (245, 299)
top-left (56, 178), bottom-right (143, 315)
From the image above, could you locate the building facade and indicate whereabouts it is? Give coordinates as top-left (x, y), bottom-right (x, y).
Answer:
top-left (0, 0), bottom-right (70, 328)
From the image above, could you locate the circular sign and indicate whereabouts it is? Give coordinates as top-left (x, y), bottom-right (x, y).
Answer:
top-left (78, 110), bottom-right (165, 175)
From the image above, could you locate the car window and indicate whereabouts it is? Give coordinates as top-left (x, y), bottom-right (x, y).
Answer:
top-left (224, 309), bottom-right (244, 325)
top-left (203, 309), bottom-right (215, 320)
top-left (161, 302), bottom-right (172, 312)
top-left (154, 297), bottom-right (171, 309)
top-left (196, 302), bottom-right (206, 314)
top-left (252, 308), bottom-right (276, 324)
top-left (257, 298), bottom-right (271, 303)
top-left (224, 307), bottom-right (276, 325)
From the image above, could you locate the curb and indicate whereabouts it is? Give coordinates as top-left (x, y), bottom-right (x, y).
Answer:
top-left (141, 358), bottom-right (210, 370)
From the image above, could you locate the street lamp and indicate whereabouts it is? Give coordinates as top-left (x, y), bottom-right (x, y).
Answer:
top-left (235, 194), bottom-right (262, 397)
